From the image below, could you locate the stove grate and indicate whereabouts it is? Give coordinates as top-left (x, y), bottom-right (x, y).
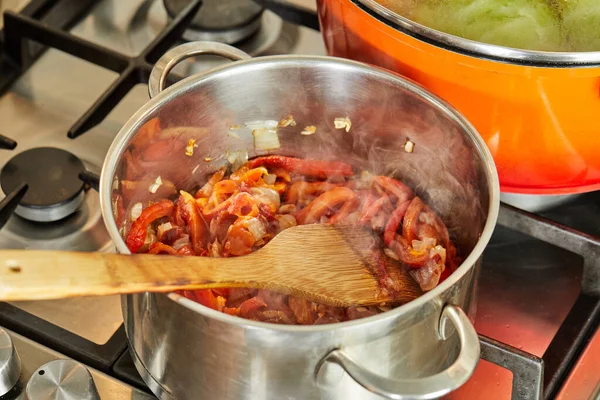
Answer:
top-left (0, 0), bottom-right (201, 139)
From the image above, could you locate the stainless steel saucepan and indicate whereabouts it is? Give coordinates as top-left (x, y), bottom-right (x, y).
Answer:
top-left (99, 41), bottom-right (500, 400)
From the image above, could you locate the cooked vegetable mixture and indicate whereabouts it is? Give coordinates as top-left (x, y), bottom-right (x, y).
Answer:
top-left (117, 118), bottom-right (460, 325)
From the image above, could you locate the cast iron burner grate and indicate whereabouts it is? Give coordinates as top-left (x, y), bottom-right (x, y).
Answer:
top-left (0, 0), bottom-right (202, 143)
top-left (164, 0), bottom-right (265, 44)
top-left (0, 148), bottom-right (86, 223)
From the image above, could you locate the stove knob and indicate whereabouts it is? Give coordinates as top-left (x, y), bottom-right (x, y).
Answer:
top-left (26, 360), bottom-right (100, 400)
top-left (0, 328), bottom-right (21, 396)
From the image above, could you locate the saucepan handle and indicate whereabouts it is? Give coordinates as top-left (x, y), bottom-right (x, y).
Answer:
top-left (148, 41), bottom-right (252, 99)
top-left (316, 304), bottom-right (479, 399)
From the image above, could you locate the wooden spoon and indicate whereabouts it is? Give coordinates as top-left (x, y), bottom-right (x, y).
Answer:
top-left (0, 224), bottom-right (422, 307)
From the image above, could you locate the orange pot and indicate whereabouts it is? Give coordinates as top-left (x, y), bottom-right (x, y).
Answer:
top-left (317, 0), bottom-right (600, 195)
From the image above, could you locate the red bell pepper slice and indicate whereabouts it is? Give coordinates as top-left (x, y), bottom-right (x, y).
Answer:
top-left (403, 197), bottom-right (424, 244)
top-left (383, 200), bottom-right (411, 246)
top-left (148, 242), bottom-right (178, 255)
top-left (329, 197), bottom-right (359, 224)
top-left (238, 297), bottom-right (267, 318)
top-left (359, 195), bottom-right (391, 225)
top-left (285, 181), bottom-right (341, 204)
top-left (295, 187), bottom-right (356, 224)
top-left (388, 235), bottom-right (430, 267)
top-left (194, 289), bottom-right (226, 311)
top-left (196, 167), bottom-right (226, 199)
top-left (245, 156), bottom-right (353, 179)
top-left (176, 244), bottom-right (196, 256)
top-left (179, 192), bottom-right (209, 254)
top-left (372, 176), bottom-right (414, 204)
top-left (126, 199), bottom-right (174, 253)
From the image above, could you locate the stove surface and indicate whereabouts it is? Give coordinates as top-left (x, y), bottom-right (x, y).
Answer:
top-left (1, 327), bottom-right (153, 399)
top-left (0, 1), bottom-right (598, 399)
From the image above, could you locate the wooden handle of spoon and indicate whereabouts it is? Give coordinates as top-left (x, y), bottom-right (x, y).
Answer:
top-left (0, 224), bottom-right (423, 307)
top-left (0, 250), bottom-right (275, 302)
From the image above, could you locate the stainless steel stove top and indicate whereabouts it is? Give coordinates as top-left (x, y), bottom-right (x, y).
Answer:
top-left (0, 1), bottom-right (598, 399)
top-left (0, 327), bottom-right (153, 399)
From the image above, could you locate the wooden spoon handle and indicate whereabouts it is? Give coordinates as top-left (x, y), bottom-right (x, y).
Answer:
top-left (0, 250), bottom-right (267, 302)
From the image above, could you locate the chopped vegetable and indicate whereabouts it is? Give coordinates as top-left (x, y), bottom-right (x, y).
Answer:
top-left (404, 139), bottom-right (414, 153)
top-left (125, 200), bottom-right (174, 253)
top-left (334, 117), bottom-right (352, 132)
top-left (301, 125), bottom-right (317, 136)
top-left (122, 119), bottom-right (460, 324)
top-left (148, 176), bottom-right (163, 194)
top-left (247, 120), bottom-right (280, 150)
top-left (185, 139), bottom-right (196, 157)
top-left (130, 202), bottom-right (143, 222)
top-left (278, 115), bottom-right (296, 127)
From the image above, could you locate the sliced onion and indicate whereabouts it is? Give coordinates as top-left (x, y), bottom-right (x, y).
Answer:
top-left (246, 120), bottom-right (280, 150)
top-left (412, 237), bottom-right (436, 252)
top-left (130, 203), bottom-right (142, 221)
top-left (410, 261), bottom-right (443, 292)
top-left (250, 187), bottom-right (280, 210)
top-left (142, 228), bottom-right (157, 252)
top-left (278, 204), bottom-right (296, 214)
top-left (208, 240), bottom-right (222, 258)
top-left (226, 149), bottom-right (249, 171)
top-left (384, 248), bottom-right (399, 261)
top-left (301, 125), bottom-right (317, 136)
top-left (246, 217), bottom-right (267, 241)
top-left (264, 174), bottom-right (277, 185)
top-left (430, 245), bottom-right (447, 264)
top-left (419, 212), bottom-right (436, 225)
top-left (275, 214), bottom-right (297, 232)
top-left (278, 115), bottom-right (296, 127)
top-left (148, 176), bottom-right (163, 193)
top-left (334, 117), bottom-right (352, 132)
top-left (185, 139), bottom-right (196, 157)
top-left (157, 222), bottom-right (173, 239)
top-left (172, 234), bottom-right (190, 250)
top-left (252, 127), bottom-right (280, 150)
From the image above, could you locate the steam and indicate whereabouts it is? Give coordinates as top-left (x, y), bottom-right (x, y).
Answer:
top-left (115, 59), bottom-right (488, 255)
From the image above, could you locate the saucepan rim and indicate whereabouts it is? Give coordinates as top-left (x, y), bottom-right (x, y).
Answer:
top-left (100, 55), bottom-right (500, 332)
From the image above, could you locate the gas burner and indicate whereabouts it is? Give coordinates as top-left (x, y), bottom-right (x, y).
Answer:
top-left (164, 0), bottom-right (265, 44)
top-left (0, 147), bottom-right (85, 223)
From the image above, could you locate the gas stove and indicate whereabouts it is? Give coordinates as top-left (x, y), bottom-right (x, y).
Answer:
top-left (0, 1), bottom-right (598, 399)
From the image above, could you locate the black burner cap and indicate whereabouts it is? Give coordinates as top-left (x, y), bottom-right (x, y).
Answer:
top-left (164, 0), bottom-right (264, 31)
top-left (0, 147), bottom-right (85, 208)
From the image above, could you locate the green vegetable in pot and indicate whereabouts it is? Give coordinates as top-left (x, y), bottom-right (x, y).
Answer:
top-left (378, 0), bottom-right (563, 51)
top-left (554, 0), bottom-right (600, 51)
top-left (411, 0), bottom-right (563, 51)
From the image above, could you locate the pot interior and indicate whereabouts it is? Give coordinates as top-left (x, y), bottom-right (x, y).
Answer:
top-left (106, 57), bottom-right (496, 288)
